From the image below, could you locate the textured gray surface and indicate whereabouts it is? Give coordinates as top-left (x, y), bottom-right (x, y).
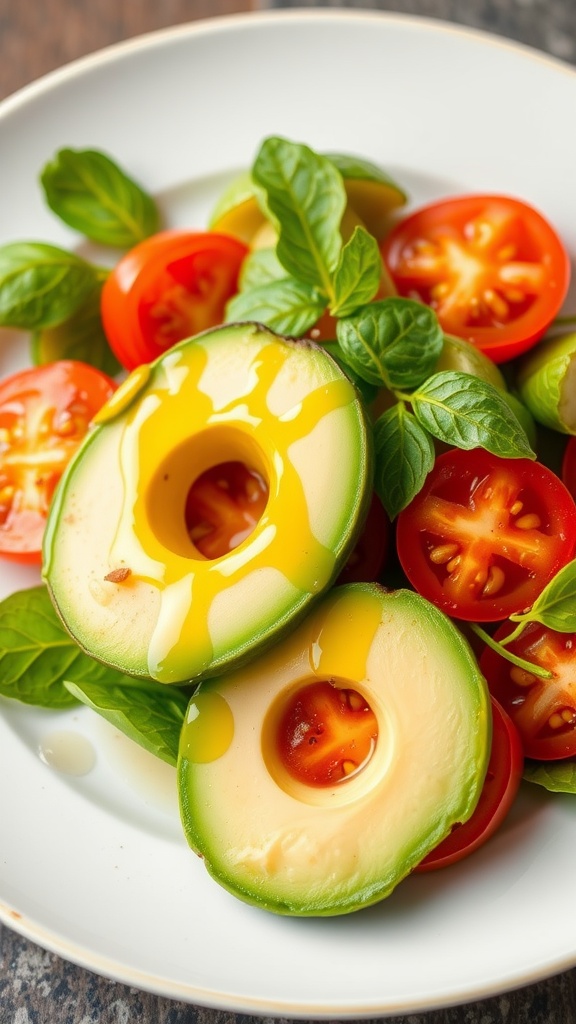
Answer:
top-left (261, 0), bottom-right (576, 65)
top-left (3, 1), bottom-right (576, 1021)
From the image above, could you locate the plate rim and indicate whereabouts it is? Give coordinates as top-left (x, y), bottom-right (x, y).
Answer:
top-left (2, 8), bottom-right (576, 1017)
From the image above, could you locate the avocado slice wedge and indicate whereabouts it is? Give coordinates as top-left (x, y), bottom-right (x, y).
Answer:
top-left (178, 583), bottom-right (491, 916)
top-left (43, 323), bottom-right (372, 684)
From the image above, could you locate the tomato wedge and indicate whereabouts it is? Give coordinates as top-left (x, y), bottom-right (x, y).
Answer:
top-left (381, 195), bottom-right (570, 363)
top-left (0, 361), bottom-right (116, 562)
top-left (101, 230), bottom-right (248, 371)
top-left (481, 621), bottom-right (576, 760)
top-left (337, 493), bottom-right (390, 585)
top-left (562, 435), bottom-right (576, 500)
top-left (396, 448), bottom-right (576, 621)
top-left (416, 698), bottom-right (524, 871)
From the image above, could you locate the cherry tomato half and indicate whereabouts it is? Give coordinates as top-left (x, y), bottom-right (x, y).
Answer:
top-left (481, 621), bottom-right (576, 760)
top-left (381, 195), bottom-right (570, 363)
top-left (101, 230), bottom-right (248, 371)
top-left (275, 679), bottom-right (378, 788)
top-left (185, 460), bottom-right (269, 560)
top-left (415, 698), bottom-right (524, 871)
top-left (396, 448), bottom-right (576, 621)
top-left (338, 493), bottom-right (390, 585)
top-left (0, 361), bottom-right (117, 562)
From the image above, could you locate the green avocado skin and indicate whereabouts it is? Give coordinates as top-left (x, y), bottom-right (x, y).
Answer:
top-left (178, 583), bottom-right (491, 917)
top-left (517, 332), bottom-right (576, 433)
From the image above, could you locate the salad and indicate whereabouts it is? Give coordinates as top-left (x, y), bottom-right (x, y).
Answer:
top-left (1, 136), bottom-right (576, 916)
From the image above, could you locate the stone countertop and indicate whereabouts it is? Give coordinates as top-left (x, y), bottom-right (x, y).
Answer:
top-left (2, 0), bottom-right (576, 1021)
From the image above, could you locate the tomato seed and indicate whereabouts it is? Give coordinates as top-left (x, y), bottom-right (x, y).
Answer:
top-left (481, 565), bottom-right (505, 597)
top-left (514, 513), bottom-right (541, 530)
top-left (510, 666), bottom-right (537, 687)
top-left (429, 542), bottom-right (459, 564)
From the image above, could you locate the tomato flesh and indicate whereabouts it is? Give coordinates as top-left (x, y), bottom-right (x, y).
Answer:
top-left (101, 230), bottom-right (248, 371)
top-left (382, 195), bottom-right (570, 363)
top-left (481, 622), bottom-right (576, 760)
top-left (185, 461), bottom-right (268, 560)
top-left (416, 698), bottom-right (524, 870)
top-left (396, 448), bottom-right (576, 621)
top-left (338, 493), bottom-right (390, 584)
top-left (276, 680), bottom-right (378, 787)
top-left (0, 361), bottom-right (116, 562)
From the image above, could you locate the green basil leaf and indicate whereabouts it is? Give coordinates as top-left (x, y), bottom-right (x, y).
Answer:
top-left (523, 759), bottom-right (576, 794)
top-left (0, 585), bottom-right (128, 709)
top-left (336, 297), bottom-right (444, 389)
top-left (0, 242), bottom-right (98, 329)
top-left (31, 279), bottom-right (122, 377)
top-left (226, 277), bottom-right (326, 337)
top-left (411, 371), bottom-right (536, 458)
top-left (40, 148), bottom-right (160, 247)
top-left (510, 559), bottom-right (576, 631)
top-left (252, 136), bottom-right (346, 294)
top-left (239, 247), bottom-right (286, 290)
top-left (65, 677), bottom-right (189, 767)
top-left (373, 404), bottom-right (435, 519)
top-left (330, 227), bottom-right (382, 318)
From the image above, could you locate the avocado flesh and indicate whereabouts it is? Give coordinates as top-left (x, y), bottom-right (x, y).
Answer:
top-left (178, 584), bottom-right (491, 916)
top-left (42, 323), bottom-right (372, 684)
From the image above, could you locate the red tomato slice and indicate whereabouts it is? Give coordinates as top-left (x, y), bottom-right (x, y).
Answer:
top-left (0, 361), bottom-right (117, 562)
top-left (416, 697), bottom-right (524, 871)
top-left (101, 230), bottom-right (248, 371)
top-left (381, 195), bottom-right (570, 363)
top-left (480, 621), bottom-right (576, 760)
top-left (396, 448), bottom-right (576, 621)
top-left (338, 493), bottom-right (390, 585)
top-left (185, 460), bottom-right (268, 560)
top-left (275, 679), bottom-right (378, 788)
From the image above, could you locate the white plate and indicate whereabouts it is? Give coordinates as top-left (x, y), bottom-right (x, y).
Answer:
top-left (1, 10), bottom-right (576, 1017)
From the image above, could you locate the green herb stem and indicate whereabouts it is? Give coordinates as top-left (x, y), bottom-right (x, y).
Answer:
top-left (470, 622), bottom-right (554, 680)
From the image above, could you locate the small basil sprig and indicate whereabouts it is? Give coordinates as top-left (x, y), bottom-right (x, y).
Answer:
top-left (65, 677), bottom-right (189, 767)
top-left (508, 559), bottom-right (576, 634)
top-left (40, 148), bottom-right (160, 248)
top-left (523, 760), bottom-right (576, 794)
top-left (0, 242), bottom-right (101, 330)
top-left (337, 299), bottom-right (534, 518)
top-left (229, 137), bottom-right (383, 334)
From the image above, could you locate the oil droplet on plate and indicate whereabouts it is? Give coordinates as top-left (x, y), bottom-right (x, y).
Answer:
top-left (38, 730), bottom-right (96, 776)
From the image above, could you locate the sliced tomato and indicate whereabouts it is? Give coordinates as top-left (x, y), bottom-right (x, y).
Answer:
top-left (0, 361), bottom-right (116, 562)
top-left (185, 460), bottom-right (268, 560)
top-left (416, 697), bottom-right (524, 871)
top-left (101, 230), bottom-right (248, 371)
top-left (338, 493), bottom-right (390, 584)
top-left (275, 679), bottom-right (378, 787)
top-left (381, 195), bottom-right (570, 363)
top-left (481, 621), bottom-right (576, 760)
top-left (396, 448), bottom-right (576, 621)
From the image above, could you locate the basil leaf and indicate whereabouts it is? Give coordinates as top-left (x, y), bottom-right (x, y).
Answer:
top-left (252, 136), bottom-right (345, 294)
top-left (226, 277), bottom-right (326, 337)
top-left (40, 148), bottom-right (160, 247)
top-left (0, 242), bottom-right (98, 329)
top-left (31, 280), bottom-right (122, 377)
top-left (373, 404), bottom-right (435, 519)
top-left (510, 559), bottom-right (576, 631)
top-left (523, 759), bottom-right (576, 794)
top-left (411, 371), bottom-right (536, 458)
top-left (336, 297), bottom-right (443, 389)
top-left (330, 227), bottom-right (383, 318)
top-left (0, 586), bottom-right (126, 709)
top-left (239, 247), bottom-right (286, 290)
top-left (65, 677), bottom-right (189, 767)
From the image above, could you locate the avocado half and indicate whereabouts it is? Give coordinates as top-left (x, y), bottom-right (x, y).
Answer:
top-left (42, 323), bottom-right (372, 684)
top-left (178, 583), bottom-right (491, 916)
